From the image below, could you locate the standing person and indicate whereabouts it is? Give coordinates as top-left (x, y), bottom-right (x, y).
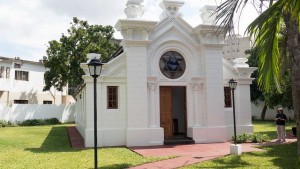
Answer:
top-left (275, 108), bottom-right (288, 142)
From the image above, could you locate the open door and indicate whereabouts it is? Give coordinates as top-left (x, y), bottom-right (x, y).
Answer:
top-left (160, 86), bottom-right (173, 140)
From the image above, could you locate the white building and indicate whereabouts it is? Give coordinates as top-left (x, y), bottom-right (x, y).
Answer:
top-left (223, 35), bottom-right (251, 61)
top-left (75, 0), bottom-right (256, 147)
top-left (0, 56), bottom-right (72, 105)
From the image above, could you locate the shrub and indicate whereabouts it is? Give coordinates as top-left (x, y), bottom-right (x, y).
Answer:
top-left (0, 120), bottom-right (8, 127)
top-left (19, 118), bottom-right (60, 126)
top-left (232, 133), bottom-right (270, 143)
top-left (44, 118), bottom-right (60, 125)
top-left (0, 120), bottom-right (17, 127)
top-left (250, 133), bottom-right (269, 143)
top-left (20, 119), bottom-right (44, 126)
top-left (232, 133), bottom-right (250, 143)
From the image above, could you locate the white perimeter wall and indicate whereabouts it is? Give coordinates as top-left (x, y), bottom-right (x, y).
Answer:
top-left (251, 101), bottom-right (294, 120)
top-left (0, 104), bottom-right (75, 123)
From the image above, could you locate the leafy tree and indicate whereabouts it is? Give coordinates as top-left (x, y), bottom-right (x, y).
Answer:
top-left (247, 48), bottom-right (293, 120)
top-left (43, 17), bottom-right (119, 95)
top-left (215, 0), bottom-right (300, 155)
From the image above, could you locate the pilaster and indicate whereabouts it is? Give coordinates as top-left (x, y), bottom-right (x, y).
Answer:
top-left (233, 58), bottom-right (257, 133)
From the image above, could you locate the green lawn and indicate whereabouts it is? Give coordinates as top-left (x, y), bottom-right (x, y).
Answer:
top-left (1, 121), bottom-right (299, 169)
top-left (182, 120), bottom-right (300, 169)
top-left (0, 125), bottom-right (168, 169)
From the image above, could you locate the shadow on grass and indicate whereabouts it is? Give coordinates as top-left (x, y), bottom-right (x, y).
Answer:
top-left (193, 143), bottom-right (299, 169)
top-left (264, 143), bottom-right (299, 168)
top-left (25, 126), bottom-right (79, 153)
top-left (257, 131), bottom-right (277, 140)
top-left (95, 163), bottom-right (131, 169)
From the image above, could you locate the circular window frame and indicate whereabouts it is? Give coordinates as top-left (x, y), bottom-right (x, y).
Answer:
top-left (159, 51), bottom-right (186, 79)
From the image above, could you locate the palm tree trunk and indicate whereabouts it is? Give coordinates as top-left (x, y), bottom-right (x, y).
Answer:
top-left (283, 13), bottom-right (300, 156)
top-left (260, 102), bottom-right (267, 121)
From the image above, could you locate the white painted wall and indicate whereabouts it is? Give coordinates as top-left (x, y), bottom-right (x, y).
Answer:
top-left (0, 57), bottom-right (69, 105)
top-left (251, 101), bottom-right (294, 120)
top-left (0, 103), bottom-right (75, 123)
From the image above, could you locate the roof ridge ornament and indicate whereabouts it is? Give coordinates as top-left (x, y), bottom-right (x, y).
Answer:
top-left (199, 5), bottom-right (217, 25)
top-left (125, 0), bottom-right (144, 19)
top-left (159, 0), bottom-right (185, 20)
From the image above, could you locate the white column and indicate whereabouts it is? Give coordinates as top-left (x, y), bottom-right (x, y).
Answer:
top-left (148, 83), bottom-right (157, 127)
top-left (193, 84), bottom-right (200, 126)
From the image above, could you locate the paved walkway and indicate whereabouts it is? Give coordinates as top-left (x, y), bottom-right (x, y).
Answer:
top-left (128, 143), bottom-right (263, 169)
top-left (67, 126), bottom-right (297, 168)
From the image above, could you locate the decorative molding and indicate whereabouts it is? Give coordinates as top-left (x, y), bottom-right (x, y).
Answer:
top-left (190, 77), bottom-right (205, 84)
top-left (235, 67), bottom-right (257, 78)
top-left (82, 76), bottom-right (126, 83)
top-left (121, 39), bottom-right (151, 47)
top-left (115, 19), bottom-right (157, 40)
top-left (148, 83), bottom-right (158, 91)
top-left (159, 0), bottom-right (185, 20)
top-left (237, 78), bottom-right (256, 85)
top-left (147, 76), bottom-right (158, 83)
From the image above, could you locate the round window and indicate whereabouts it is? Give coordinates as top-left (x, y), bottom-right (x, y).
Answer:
top-left (159, 51), bottom-right (186, 79)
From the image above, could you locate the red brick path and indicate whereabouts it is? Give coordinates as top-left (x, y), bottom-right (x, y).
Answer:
top-left (129, 143), bottom-right (263, 169)
top-left (67, 126), bottom-right (85, 149)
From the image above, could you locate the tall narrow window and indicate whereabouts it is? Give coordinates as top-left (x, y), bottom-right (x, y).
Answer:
top-left (0, 66), bottom-right (4, 78)
top-left (6, 67), bottom-right (10, 79)
top-left (224, 87), bottom-right (232, 107)
top-left (107, 86), bottom-right (118, 109)
top-left (15, 70), bottom-right (29, 81)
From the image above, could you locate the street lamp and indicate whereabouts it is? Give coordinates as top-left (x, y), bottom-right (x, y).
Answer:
top-left (88, 57), bottom-right (103, 169)
top-left (228, 78), bottom-right (237, 145)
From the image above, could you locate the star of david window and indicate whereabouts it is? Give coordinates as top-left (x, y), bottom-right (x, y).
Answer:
top-left (159, 51), bottom-right (186, 79)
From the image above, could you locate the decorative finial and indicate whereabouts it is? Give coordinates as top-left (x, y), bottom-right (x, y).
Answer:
top-left (199, 5), bottom-right (217, 25)
top-left (159, 0), bottom-right (185, 20)
top-left (125, 0), bottom-right (144, 18)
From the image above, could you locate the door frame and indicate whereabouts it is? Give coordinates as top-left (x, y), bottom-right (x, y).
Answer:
top-left (159, 86), bottom-right (187, 140)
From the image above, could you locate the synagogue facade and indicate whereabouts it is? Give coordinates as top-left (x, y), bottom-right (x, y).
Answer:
top-left (75, 0), bottom-right (256, 147)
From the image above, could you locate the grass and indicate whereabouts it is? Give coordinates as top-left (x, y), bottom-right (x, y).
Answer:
top-left (253, 120), bottom-right (295, 140)
top-left (0, 125), bottom-right (169, 169)
top-left (182, 120), bottom-right (300, 169)
top-left (1, 121), bottom-right (299, 169)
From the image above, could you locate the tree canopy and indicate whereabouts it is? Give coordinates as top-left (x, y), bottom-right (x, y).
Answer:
top-left (215, 0), bottom-right (300, 155)
top-left (43, 17), bottom-right (119, 95)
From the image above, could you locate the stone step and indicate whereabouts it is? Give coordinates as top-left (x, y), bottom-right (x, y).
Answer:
top-left (164, 138), bottom-right (195, 145)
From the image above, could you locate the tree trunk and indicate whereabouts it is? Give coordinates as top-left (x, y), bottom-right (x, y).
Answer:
top-left (283, 13), bottom-right (300, 156)
top-left (260, 102), bottom-right (267, 121)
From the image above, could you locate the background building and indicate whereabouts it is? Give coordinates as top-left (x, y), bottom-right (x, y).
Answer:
top-left (0, 56), bottom-right (73, 105)
top-left (223, 35), bottom-right (251, 61)
top-left (0, 56), bottom-right (75, 123)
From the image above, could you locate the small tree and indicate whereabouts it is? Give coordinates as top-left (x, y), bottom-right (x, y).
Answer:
top-left (43, 17), bottom-right (119, 95)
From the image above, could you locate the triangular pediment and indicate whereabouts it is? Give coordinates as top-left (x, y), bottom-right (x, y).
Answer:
top-left (101, 53), bottom-right (126, 77)
top-left (149, 16), bottom-right (198, 48)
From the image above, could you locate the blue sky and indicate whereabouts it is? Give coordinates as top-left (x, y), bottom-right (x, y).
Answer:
top-left (0, 0), bottom-right (259, 61)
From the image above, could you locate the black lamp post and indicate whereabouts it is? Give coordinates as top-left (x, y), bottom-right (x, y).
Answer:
top-left (228, 78), bottom-right (237, 145)
top-left (87, 57), bottom-right (103, 169)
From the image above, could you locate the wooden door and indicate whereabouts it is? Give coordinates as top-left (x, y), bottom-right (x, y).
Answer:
top-left (160, 87), bottom-right (173, 140)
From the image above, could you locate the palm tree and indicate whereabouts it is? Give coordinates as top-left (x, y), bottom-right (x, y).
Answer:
top-left (215, 0), bottom-right (300, 156)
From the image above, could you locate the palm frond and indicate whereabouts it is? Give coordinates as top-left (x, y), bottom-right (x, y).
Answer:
top-left (246, 0), bottom-right (286, 92)
top-left (214, 0), bottom-right (249, 35)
